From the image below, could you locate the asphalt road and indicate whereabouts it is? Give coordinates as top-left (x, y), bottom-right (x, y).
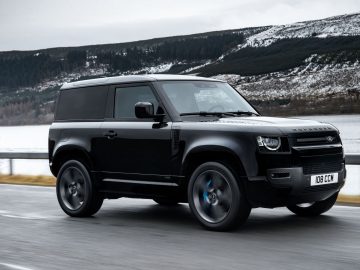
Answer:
top-left (0, 184), bottom-right (359, 270)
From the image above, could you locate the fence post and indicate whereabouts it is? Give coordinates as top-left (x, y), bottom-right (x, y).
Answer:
top-left (9, 159), bottom-right (13, 175)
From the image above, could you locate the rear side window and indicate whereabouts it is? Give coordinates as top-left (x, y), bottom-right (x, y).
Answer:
top-left (55, 86), bottom-right (108, 121)
top-left (114, 85), bottom-right (158, 119)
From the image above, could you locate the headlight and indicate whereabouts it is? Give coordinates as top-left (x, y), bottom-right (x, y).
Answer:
top-left (257, 136), bottom-right (281, 151)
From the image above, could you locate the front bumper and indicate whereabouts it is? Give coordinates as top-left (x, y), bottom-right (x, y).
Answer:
top-left (246, 163), bottom-right (346, 208)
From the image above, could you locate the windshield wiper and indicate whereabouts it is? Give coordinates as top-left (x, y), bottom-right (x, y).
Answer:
top-left (226, 111), bottom-right (259, 116)
top-left (180, 111), bottom-right (259, 117)
top-left (180, 111), bottom-right (237, 117)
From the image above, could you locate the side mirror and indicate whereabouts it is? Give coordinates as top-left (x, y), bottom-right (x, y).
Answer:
top-left (135, 102), bottom-right (154, 118)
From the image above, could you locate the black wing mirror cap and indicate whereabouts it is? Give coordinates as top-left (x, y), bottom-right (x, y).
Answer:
top-left (135, 102), bottom-right (155, 118)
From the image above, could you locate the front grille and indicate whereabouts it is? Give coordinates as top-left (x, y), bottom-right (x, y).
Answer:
top-left (302, 155), bottom-right (343, 175)
top-left (291, 132), bottom-right (340, 147)
top-left (296, 135), bottom-right (339, 145)
top-left (303, 183), bottom-right (339, 193)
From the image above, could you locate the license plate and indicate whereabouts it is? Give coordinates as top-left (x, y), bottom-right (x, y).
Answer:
top-left (310, 173), bottom-right (338, 186)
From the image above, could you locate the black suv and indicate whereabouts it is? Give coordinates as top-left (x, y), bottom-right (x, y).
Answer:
top-left (49, 74), bottom-right (346, 231)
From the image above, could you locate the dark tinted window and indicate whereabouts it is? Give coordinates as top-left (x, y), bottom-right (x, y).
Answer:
top-left (55, 86), bottom-right (108, 121)
top-left (114, 85), bottom-right (158, 119)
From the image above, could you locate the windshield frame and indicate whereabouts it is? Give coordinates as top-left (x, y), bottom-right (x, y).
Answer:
top-left (153, 80), bottom-right (260, 121)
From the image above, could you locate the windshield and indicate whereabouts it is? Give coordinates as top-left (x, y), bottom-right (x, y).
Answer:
top-left (157, 81), bottom-right (257, 116)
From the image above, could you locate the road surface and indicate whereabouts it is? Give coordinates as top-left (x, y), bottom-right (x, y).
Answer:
top-left (0, 184), bottom-right (359, 270)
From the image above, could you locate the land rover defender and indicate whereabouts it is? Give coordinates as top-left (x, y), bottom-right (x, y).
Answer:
top-left (49, 74), bottom-right (346, 231)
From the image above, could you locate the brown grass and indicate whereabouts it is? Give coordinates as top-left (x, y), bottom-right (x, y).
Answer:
top-left (0, 174), bottom-right (55, 186)
top-left (337, 194), bottom-right (360, 205)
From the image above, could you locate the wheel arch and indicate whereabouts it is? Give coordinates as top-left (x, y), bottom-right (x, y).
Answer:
top-left (181, 145), bottom-right (248, 184)
top-left (51, 145), bottom-right (93, 177)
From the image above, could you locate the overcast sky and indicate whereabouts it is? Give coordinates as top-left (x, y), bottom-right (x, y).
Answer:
top-left (0, 0), bottom-right (359, 51)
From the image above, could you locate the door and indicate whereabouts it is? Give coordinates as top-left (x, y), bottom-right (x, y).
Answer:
top-left (95, 84), bottom-right (173, 183)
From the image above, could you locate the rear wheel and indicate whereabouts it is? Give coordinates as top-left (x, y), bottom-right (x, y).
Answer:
top-left (287, 192), bottom-right (338, 217)
top-left (56, 160), bottom-right (103, 217)
top-left (188, 162), bottom-right (251, 231)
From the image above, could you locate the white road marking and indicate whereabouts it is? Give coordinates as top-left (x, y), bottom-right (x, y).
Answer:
top-left (0, 263), bottom-right (35, 270)
top-left (0, 210), bottom-right (57, 220)
top-left (0, 214), bottom-right (42, 220)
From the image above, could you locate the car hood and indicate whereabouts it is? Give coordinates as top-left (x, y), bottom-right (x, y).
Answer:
top-left (214, 116), bottom-right (338, 134)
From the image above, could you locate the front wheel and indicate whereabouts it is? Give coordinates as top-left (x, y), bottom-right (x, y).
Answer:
top-left (56, 160), bottom-right (103, 217)
top-left (287, 192), bottom-right (338, 217)
top-left (188, 162), bottom-right (251, 231)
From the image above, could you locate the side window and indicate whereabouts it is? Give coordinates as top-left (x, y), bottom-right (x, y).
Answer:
top-left (114, 85), bottom-right (158, 119)
top-left (55, 86), bottom-right (108, 121)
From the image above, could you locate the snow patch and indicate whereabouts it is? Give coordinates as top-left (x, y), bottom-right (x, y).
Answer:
top-left (134, 63), bottom-right (173, 74)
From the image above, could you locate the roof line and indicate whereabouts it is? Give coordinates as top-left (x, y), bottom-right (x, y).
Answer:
top-left (60, 74), bottom-right (224, 90)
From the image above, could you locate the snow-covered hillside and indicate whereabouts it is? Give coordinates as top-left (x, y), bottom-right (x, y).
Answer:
top-left (25, 12), bottom-right (360, 90)
top-left (240, 13), bottom-right (360, 48)
top-left (214, 61), bottom-right (360, 100)
top-left (1, 12), bottom-right (360, 125)
top-left (11, 12), bottom-right (360, 92)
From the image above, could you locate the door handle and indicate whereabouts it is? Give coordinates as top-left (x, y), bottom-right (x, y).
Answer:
top-left (103, 130), bottom-right (117, 139)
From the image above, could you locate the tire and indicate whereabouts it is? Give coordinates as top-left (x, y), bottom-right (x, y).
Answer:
top-left (188, 162), bottom-right (251, 231)
top-left (56, 160), bottom-right (103, 217)
top-left (153, 198), bottom-right (179, 206)
top-left (287, 192), bottom-right (338, 217)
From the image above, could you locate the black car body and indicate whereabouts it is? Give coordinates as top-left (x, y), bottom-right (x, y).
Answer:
top-left (49, 74), bottom-right (345, 230)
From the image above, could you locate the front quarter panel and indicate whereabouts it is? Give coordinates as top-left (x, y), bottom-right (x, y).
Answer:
top-left (179, 123), bottom-right (260, 177)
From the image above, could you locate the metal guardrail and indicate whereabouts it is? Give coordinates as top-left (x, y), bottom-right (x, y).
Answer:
top-left (0, 152), bottom-right (359, 175)
top-left (345, 154), bottom-right (360, 165)
top-left (0, 152), bottom-right (48, 159)
top-left (0, 152), bottom-right (48, 175)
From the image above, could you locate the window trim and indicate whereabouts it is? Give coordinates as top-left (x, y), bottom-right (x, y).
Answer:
top-left (106, 82), bottom-right (171, 122)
